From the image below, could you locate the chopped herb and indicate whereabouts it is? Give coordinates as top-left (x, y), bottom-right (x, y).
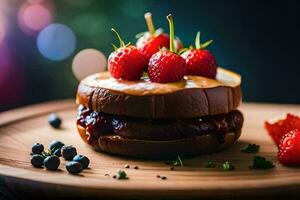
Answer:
top-left (166, 155), bottom-right (183, 167)
top-left (250, 156), bottom-right (275, 169)
top-left (124, 164), bottom-right (130, 168)
top-left (115, 170), bottom-right (127, 180)
top-left (241, 144), bottom-right (260, 153)
top-left (223, 161), bottom-right (235, 171)
top-left (205, 161), bottom-right (216, 168)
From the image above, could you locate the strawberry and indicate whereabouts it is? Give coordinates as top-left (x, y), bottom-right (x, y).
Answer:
top-left (181, 32), bottom-right (217, 78)
top-left (278, 129), bottom-right (300, 166)
top-left (108, 28), bottom-right (146, 81)
top-left (137, 32), bottom-right (170, 61)
top-left (148, 14), bottom-right (186, 83)
top-left (148, 50), bottom-right (186, 83)
top-left (265, 113), bottom-right (300, 146)
top-left (136, 13), bottom-right (183, 64)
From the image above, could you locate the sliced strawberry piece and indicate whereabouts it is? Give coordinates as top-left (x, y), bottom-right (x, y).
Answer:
top-left (265, 113), bottom-right (300, 146)
top-left (278, 129), bottom-right (300, 166)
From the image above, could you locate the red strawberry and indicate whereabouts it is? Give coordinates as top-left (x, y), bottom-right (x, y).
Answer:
top-left (148, 50), bottom-right (186, 83)
top-left (148, 14), bottom-right (186, 83)
top-left (136, 13), bottom-right (183, 64)
top-left (278, 129), bottom-right (300, 166)
top-left (108, 28), bottom-right (146, 81)
top-left (265, 113), bottom-right (300, 146)
top-left (181, 32), bottom-right (217, 78)
top-left (137, 32), bottom-right (170, 61)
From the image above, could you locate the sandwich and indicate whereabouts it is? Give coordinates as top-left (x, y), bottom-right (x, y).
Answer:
top-left (75, 14), bottom-right (243, 158)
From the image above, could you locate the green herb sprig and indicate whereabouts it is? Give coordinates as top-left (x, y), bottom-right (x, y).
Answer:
top-left (223, 161), bottom-right (235, 171)
top-left (250, 156), bottom-right (275, 169)
top-left (166, 155), bottom-right (184, 168)
top-left (241, 144), bottom-right (260, 153)
top-left (205, 161), bottom-right (216, 168)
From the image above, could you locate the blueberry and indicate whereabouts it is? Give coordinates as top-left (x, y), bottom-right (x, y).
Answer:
top-left (61, 145), bottom-right (77, 160)
top-left (49, 140), bottom-right (64, 152)
top-left (53, 148), bottom-right (62, 157)
top-left (48, 113), bottom-right (62, 129)
top-left (66, 161), bottom-right (83, 174)
top-left (73, 155), bottom-right (90, 169)
top-left (31, 154), bottom-right (44, 168)
top-left (32, 143), bottom-right (44, 154)
top-left (43, 156), bottom-right (60, 170)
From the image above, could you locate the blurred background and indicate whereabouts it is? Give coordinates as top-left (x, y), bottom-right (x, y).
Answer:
top-left (0, 0), bottom-right (299, 112)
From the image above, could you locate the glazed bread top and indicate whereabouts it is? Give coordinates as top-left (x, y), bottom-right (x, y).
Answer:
top-left (79, 68), bottom-right (240, 96)
top-left (76, 68), bottom-right (242, 119)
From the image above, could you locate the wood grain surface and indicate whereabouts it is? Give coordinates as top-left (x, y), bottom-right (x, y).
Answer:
top-left (0, 100), bottom-right (300, 199)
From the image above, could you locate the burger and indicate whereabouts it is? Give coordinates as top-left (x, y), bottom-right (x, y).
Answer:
top-left (75, 14), bottom-right (243, 159)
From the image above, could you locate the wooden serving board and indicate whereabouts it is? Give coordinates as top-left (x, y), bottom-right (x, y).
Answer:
top-left (0, 100), bottom-right (300, 199)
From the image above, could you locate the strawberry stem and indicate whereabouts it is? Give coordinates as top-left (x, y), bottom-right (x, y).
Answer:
top-left (167, 14), bottom-right (175, 53)
top-left (195, 31), bottom-right (213, 49)
top-left (195, 31), bottom-right (201, 49)
top-left (111, 28), bottom-right (125, 48)
top-left (144, 12), bottom-right (155, 36)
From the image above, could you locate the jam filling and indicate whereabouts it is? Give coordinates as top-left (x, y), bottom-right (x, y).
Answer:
top-left (77, 105), bottom-right (243, 144)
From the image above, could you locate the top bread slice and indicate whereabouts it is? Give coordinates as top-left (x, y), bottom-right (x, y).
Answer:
top-left (76, 68), bottom-right (242, 119)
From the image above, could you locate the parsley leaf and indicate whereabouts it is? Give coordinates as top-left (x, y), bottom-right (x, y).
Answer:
top-left (241, 144), bottom-right (260, 153)
top-left (250, 156), bottom-right (275, 169)
top-left (166, 155), bottom-right (184, 167)
top-left (115, 170), bottom-right (127, 180)
top-left (205, 161), bottom-right (216, 168)
top-left (223, 161), bottom-right (235, 171)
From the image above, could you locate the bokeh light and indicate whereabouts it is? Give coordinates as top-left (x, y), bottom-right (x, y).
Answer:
top-left (71, 14), bottom-right (110, 37)
top-left (0, 13), bottom-right (7, 45)
top-left (23, 4), bottom-right (52, 31)
top-left (0, 42), bottom-right (25, 105)
top-left (37, 23), bottom-right (76, 61)
top-left (72, 48), bottom-right (107, 80)
top-left (18, 0), bottom-right (54, 36)
top-left (28, 0), bottom-right (45, 4)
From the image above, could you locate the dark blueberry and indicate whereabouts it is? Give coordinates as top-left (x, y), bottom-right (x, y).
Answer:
top-left (43, 156), bottom-right (60, 170)
top-left (32, 143), bottom-right (44, 154)
top-left (73, 155), bottom-right (90, 169)
top-left (53, 148), bottom-right (62, 157)
top-left (48, 113), bottom-right (62, 129)
top-left (31, 154), bottom-right (44, 168)
top-left (61, 145), bottom-right (77, 160)
top-left (66, 161), bottom-right (83, 174)
top-left (49, 140), bottom-right (64, 152)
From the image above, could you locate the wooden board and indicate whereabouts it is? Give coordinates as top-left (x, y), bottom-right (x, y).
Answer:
top-left (0, 100), bottom-right (300, 199)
